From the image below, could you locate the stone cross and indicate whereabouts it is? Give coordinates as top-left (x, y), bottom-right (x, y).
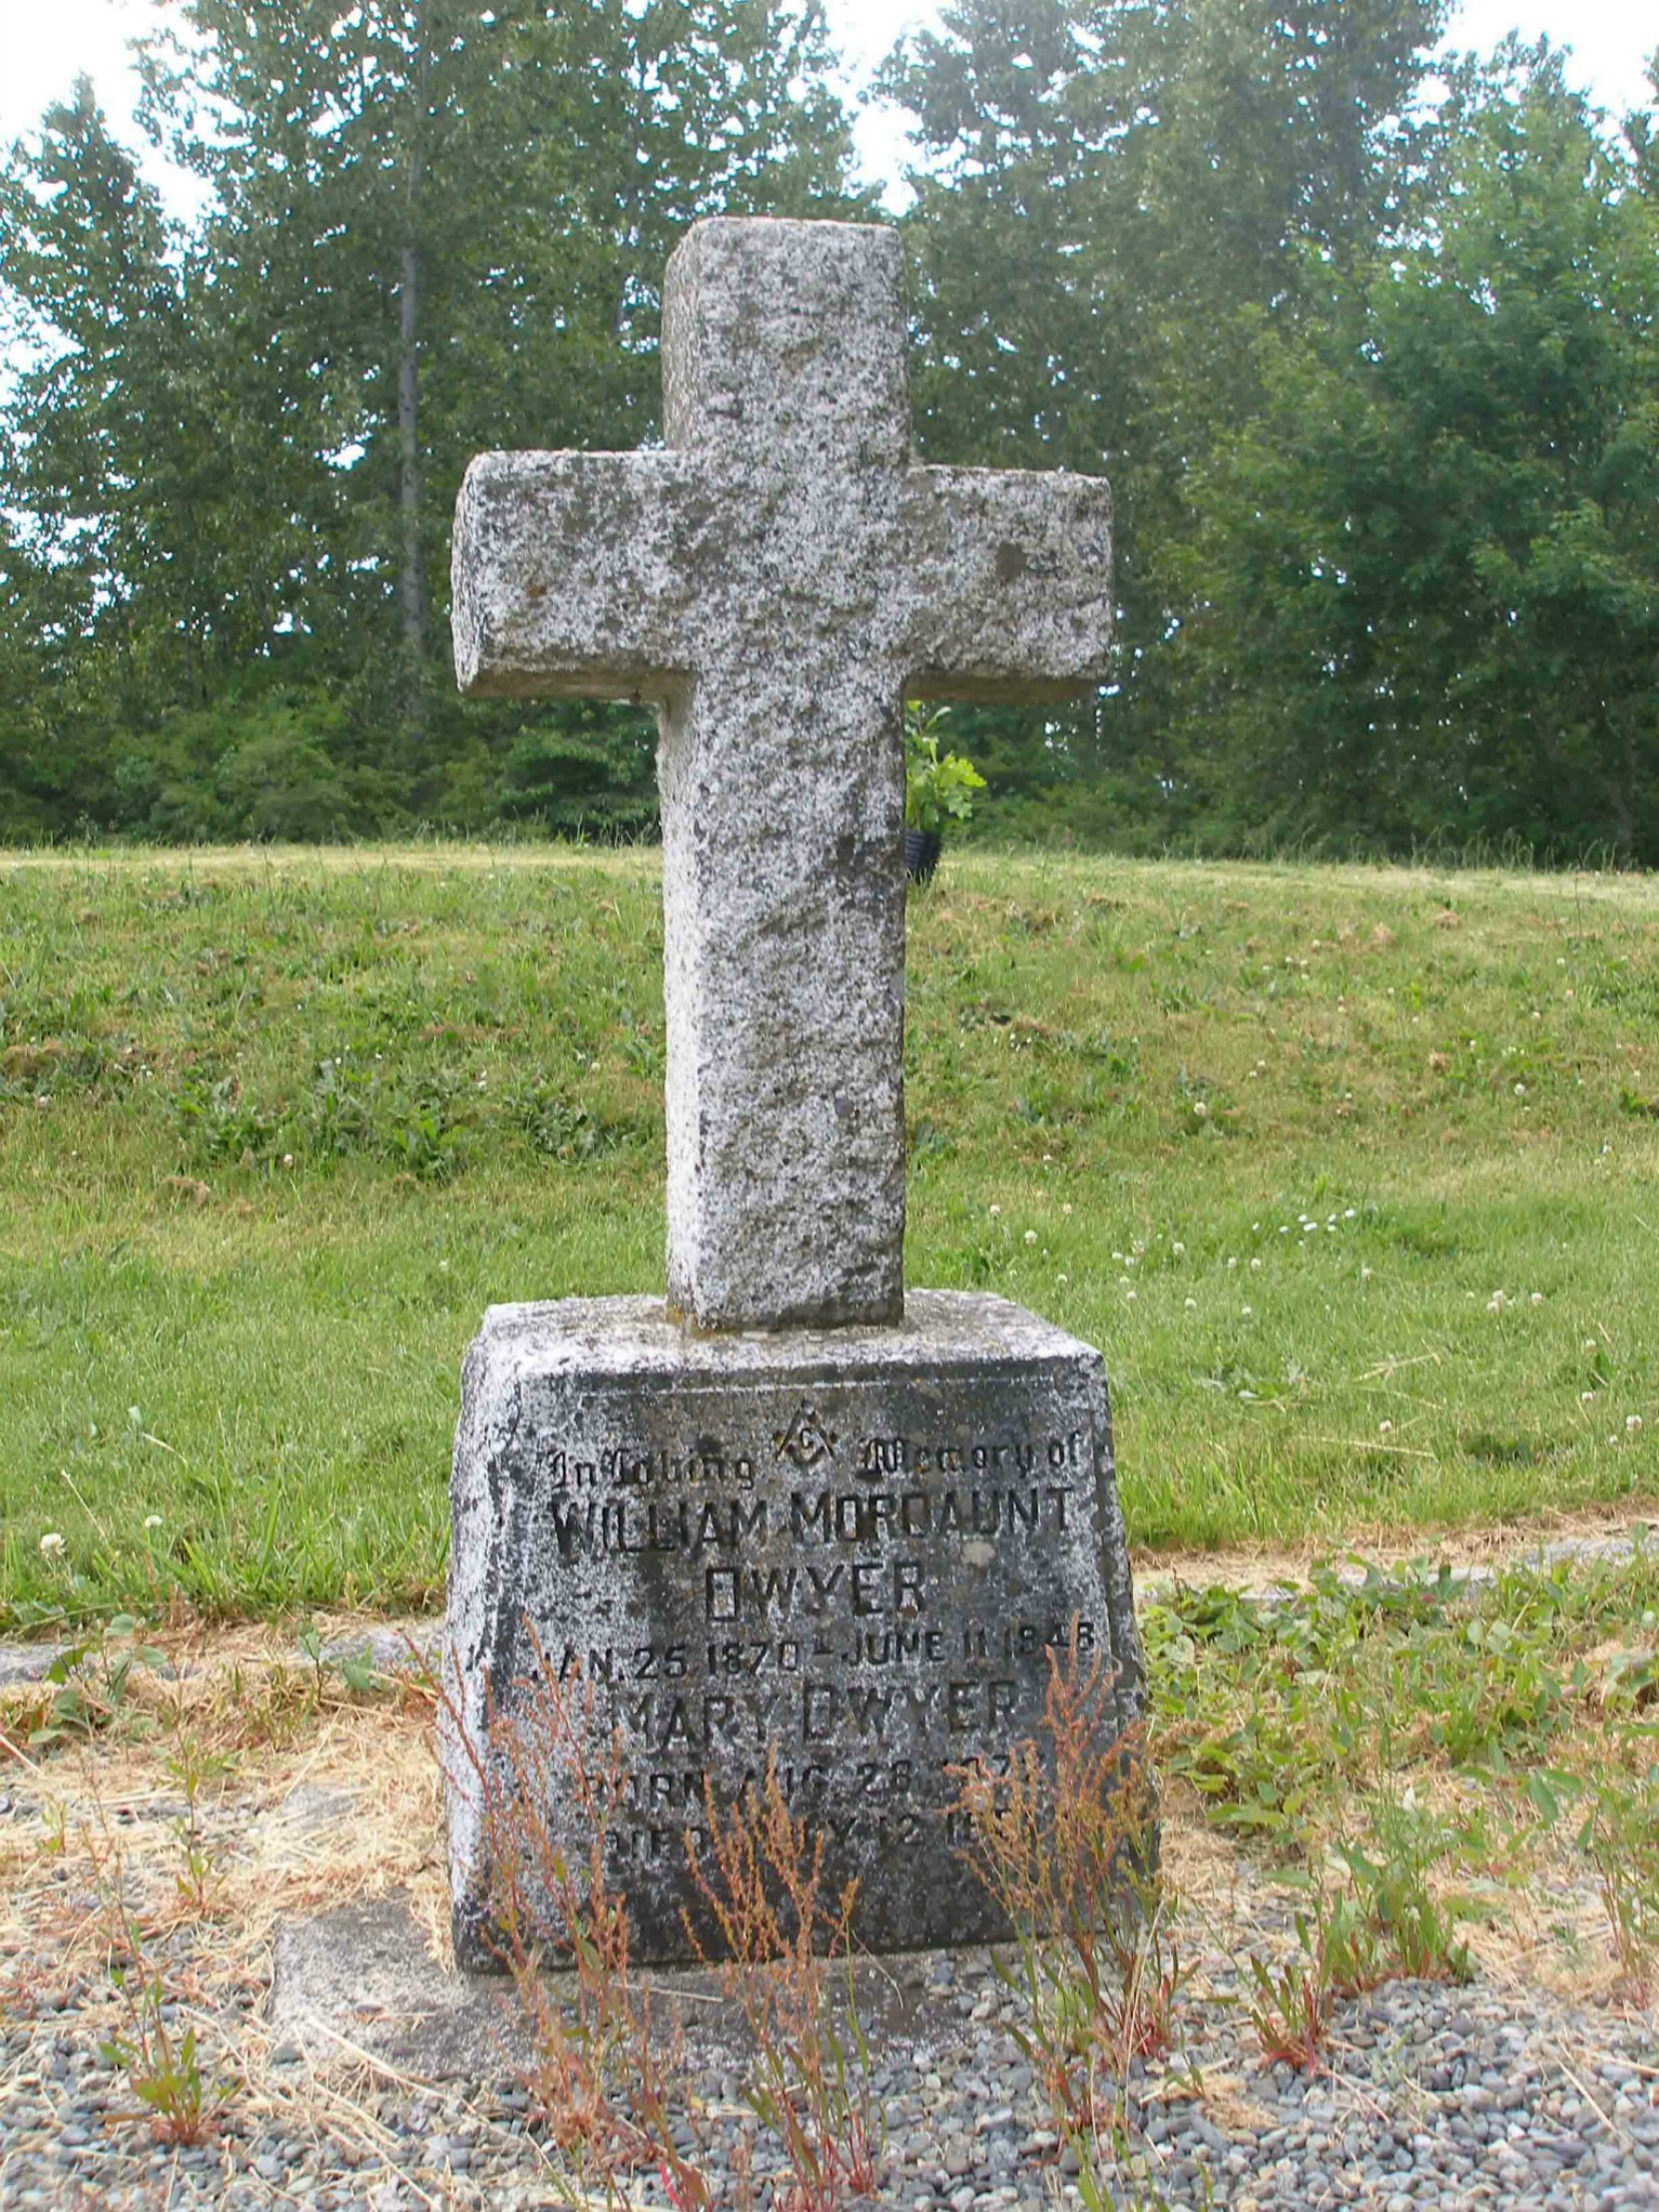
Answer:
top-left (452, 219), bottom-right (1113, 1332)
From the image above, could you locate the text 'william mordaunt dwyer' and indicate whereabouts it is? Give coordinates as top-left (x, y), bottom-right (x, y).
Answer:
top-left (545, 1442), bottom-right (1087, 1564)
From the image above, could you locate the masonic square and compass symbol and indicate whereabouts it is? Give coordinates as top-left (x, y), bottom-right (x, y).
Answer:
top-left (772, 1403), bottom-right (838, 1468)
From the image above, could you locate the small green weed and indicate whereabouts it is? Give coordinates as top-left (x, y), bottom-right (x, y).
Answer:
top-left (295, 1621), bottom-right (380, 1696)
top-left (1070, 2125), bottom-right (1189, 2212)
top-left (1245, 1887), bottom-right (1382, 2073)
top-left (162, 1734), bottom-right (231, 1916)
top-left (95, 1868), bottom-right (233, 2145)
top-left (1578, 1774), bottom-right (1659, 2000)
top-left (1246, 1941), bottom-right (1332, 2075)
top-left (100, 1965), bottom-right (229, 2144)
top-left (27, 1616), bottom-right (168, 1750)
top-left (1335, 1788), bottom-right (1476, 1985)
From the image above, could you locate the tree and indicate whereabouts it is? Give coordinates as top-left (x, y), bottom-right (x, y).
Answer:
top-left (135, 0), bottom-right (863, 763)
top-left (1176, 46), bottom-right (1659, 859)
top-left (0, 84), bottom-right (286, 713)
top-left (879, 0), bottom-right (1449, 839)
top-left (0, 3), bottom-right (862, 837)
top-left (0, 520), bottom-right (98, 838)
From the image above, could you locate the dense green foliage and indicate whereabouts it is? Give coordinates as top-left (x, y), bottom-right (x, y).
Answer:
top-left (888, 8), bottom-right (1659, 857)
top-left (0, 3), bottom-right (1655, 853)
top-left (1174, 46), bottom-right (1659, 860)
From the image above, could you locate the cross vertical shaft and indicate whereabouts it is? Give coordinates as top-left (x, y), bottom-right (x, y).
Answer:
top-left (452, 218), bottom-right (1114, 1330)
top-left (656, 222), bottom-right (910, 1329)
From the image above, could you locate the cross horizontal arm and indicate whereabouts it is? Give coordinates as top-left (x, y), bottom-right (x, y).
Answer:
top-left (452, 451), bottom-right (713, 700)
top-left (899, 466), bottom-right (1115, 703)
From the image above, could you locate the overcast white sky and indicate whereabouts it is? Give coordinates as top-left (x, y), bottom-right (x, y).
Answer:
top-left (0, 0), bottom-right (1652, 208)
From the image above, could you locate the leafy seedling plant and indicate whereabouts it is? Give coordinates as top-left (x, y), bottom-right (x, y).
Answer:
top-left (1246, 1755), bottom-right (1478, 2078)
top-left (295, 1619), bottom-right (380, 1696)
top-left (95, 1873), bottom-right (233, 2145)
top-left (28, 1616), bottom-right (168, 1751)
top-left (1335, 1785), bottom-right (1478, 1985)
top-left (101, 1967), bottom-right (229, 2144)
top-left (1069, 2123), bottom-right (1191, 2212)
top-left (1246, 1885), bottom-right (1382, 2073)
top-left (903, 704), bottom-right (986, 835)
top-left (163, 1733), bottom-right (232, 1917)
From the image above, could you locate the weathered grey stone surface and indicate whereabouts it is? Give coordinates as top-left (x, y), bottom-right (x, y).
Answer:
top-left (443, 1290), bottom-right (1144, 1969)
top-left (0, 1642), bottom-right (69, 1689)
top-left (317, 1622), bottom-right (441, 1677)
top-left (272, 1888), bottom-right (984, 2085)
top-left (440, 216), bottom-right (1140, 1978)
top-left (271, 1894), bottom-right (532, 2078)
top-left (452, 219), bottom-right (1113, 1332)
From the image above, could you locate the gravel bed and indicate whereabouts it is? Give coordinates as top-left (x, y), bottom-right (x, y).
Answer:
top-left (2, 1539), bottom-right (1655, 2211)
top-left (2, 1930), bottom-right (1656, 2209)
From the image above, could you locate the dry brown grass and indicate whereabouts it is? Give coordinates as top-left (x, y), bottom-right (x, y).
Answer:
top-left (1136, 1500), bottom-right (1658, 1599)
top-left (0, 1629), bottom-right (446, 2133)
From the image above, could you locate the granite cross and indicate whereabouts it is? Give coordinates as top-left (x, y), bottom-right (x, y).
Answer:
top-left (452, 218), bottom-right (1113, 1332)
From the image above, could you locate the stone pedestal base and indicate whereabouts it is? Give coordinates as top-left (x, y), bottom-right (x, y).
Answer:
top-left (443, 1290), bottom-right (1145, 1969)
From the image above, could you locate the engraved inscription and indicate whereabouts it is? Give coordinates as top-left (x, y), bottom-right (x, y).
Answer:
top-left (516, 1382), bottom-right (1105, 1885)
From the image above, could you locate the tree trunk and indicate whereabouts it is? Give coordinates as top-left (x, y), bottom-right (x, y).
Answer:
top-left (398, 241), bottom-right (424, 652)
top-left (398, 0), bottom-right (429, 743)
top-left (1608, 708), bottom-right (1636, 866)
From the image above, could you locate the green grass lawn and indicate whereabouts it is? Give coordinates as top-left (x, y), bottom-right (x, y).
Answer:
top-left (3, 843), bottom-right (1657, 1629)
